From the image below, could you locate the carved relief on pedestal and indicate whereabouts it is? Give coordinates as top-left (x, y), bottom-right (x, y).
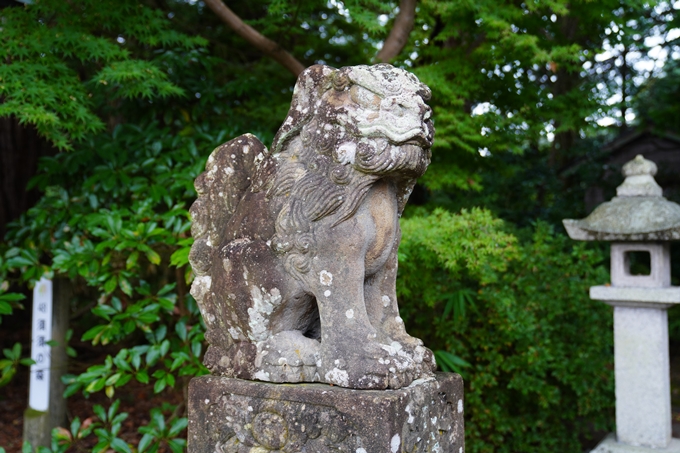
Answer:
top-left (206, 393), bottom-right (355, 453)
top-left (189, 375), bottom-right (464, 453)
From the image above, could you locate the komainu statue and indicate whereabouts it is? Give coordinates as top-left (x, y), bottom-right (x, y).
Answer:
top-left (189, 64), bottom-right (436, 390)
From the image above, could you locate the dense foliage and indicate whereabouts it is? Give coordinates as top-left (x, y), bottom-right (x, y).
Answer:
top-left (0, 0), bottom-right (678, 452)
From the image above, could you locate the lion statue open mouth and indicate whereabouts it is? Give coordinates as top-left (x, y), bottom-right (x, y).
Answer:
top-left (189, 63), bottom-right (436, 390)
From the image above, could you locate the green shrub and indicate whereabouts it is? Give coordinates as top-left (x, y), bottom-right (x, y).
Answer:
top-left (399, 216), bottom-right (614, 452)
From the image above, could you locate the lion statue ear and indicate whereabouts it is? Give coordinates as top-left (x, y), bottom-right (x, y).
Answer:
top-left (271, 64), bottom-right (337, 155)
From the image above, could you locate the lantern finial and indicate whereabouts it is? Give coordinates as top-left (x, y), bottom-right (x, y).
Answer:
top-left (617, 154), bottom-right (662, 197)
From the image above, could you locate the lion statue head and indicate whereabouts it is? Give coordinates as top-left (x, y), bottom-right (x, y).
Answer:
top-left (254, 64), bottom-right (434, 279)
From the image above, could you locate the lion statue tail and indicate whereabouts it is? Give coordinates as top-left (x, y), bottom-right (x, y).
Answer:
top-left (188, 133), bottom-right (268, 278)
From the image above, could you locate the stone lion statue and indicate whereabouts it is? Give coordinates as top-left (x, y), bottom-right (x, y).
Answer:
top-left (189, 63), bottom-right (436, 390)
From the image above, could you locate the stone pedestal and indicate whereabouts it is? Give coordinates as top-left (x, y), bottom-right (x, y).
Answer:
top-left (188, 372), bottom-right (464, 453)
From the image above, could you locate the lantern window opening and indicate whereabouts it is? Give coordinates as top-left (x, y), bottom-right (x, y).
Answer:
top-left (624, 250), bottom-right (652, 276)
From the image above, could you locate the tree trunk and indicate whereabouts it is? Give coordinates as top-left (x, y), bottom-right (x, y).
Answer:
top-left (0, 117), bottom-right (54, 238)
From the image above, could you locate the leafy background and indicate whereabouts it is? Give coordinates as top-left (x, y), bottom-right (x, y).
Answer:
top-left (0, 0), bottom-right (679, 452)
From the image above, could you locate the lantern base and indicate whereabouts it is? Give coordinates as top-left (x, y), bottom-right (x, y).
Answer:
top-left (591, 434), bottom-right (680, 453)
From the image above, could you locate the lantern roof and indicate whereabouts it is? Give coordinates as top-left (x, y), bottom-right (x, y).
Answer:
top-left (563, 155), bottom-right (680, 241)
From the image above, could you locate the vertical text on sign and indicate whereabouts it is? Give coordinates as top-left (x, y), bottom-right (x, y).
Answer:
top-left (29, 277), bottom-right (53, 412)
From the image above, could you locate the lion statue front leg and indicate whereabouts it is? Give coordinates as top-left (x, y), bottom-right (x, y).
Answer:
top-left (364, 237), bottom-right (436, 373)
top-left (301, 179), bottom-right (435, 389)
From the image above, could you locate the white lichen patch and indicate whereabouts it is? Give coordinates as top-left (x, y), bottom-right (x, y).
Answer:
top-left (390, 434), bottom-right (401, 453)
top-left (224, 166), bottom-right (234, 176)
top-left (324, 368), bottom-right (349, 387)
top-left (253, 370), bottom-right (271, 381)
top-left (457, 399), bottom-right (463, 413)
top-left (395, 316), bottom-right (403, 324)
top-left (247, 286), bottom-right (282, 342)
top-left (324, 290), bottom-right (331, 297)
top-left (319, 270), bottom-right (333, 286)
top-left (382, 295), bottom-right (391, 307)
top-left (336, 142), bottom-right (357, 164)
top-left (190, 275), bottom-right (212, 301)
top-left (356, 449), bottom-right (367, 453)
top-left (381, 341), bottom-right (403, 356)
top-left (405, 404), bottom-right (415, 424)
top-left (228, 327), bottom-right (243, 340)
top-left (345, 309), bottom-right (354, 319)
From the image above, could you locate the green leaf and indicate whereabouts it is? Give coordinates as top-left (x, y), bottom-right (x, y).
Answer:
top-left (70, 417), bottom-right (82, 438)
top-left (136, 370), bottom-right (149, 384)
top-left (153, 377), bottom-right (166, 394)
top-left (138, 433), bottom-right (154, 453)
top-left (168, 417), bottom-right (188, 437)
top-left (146, 347), bottom-right (160, 366)
top-left (104, 276), bottom-right (118, 294)
top-left (110, 438), bottom-right (131, 453)
top-left (145, 250), bottom-right (161, 265)
top-left (119, 278), bottom-right (133, 297)
top-left (126, 251), bottom-right (139, 270)
top-left (169, 247), bottom-right (190, 267)
top-left (93, 404), bottom-right (107, 422)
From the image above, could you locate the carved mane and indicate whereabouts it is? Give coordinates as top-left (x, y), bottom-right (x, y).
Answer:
top-left (253, 64), bottom-right (433, 280)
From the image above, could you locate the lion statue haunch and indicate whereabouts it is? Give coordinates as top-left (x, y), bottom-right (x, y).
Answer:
top-left (189, 63), bottom-right (436, 390)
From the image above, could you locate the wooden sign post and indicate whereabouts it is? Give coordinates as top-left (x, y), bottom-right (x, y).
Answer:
top-left (23, 278), bottom-right (69, 448)
top-left (29, 278), bottom-right (52, 411)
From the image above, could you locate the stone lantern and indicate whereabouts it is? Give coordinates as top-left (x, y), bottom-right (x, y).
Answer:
top-left (564, 155), bottom-right (680, 452)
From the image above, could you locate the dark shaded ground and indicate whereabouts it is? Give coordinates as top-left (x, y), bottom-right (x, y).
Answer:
top-left (0, 366), bottom-right (184, 452)
top-left (0, 315), bottom-right (184, 453)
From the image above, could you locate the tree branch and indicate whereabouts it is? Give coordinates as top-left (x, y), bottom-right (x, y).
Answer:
top-left (203, 0), bottom-right (305, 77)
top-left (375, 0), bottom-right (417, 63)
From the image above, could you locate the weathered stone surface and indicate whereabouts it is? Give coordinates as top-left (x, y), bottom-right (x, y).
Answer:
top-left (563, 155), bottom-right (680, 241)
top-left (188, 372), bottom-right (464, 453)
top-left (590, 285), bottom-right (680, 308)
top-left (188, 64), bottom-right (436, 389)
top-left (591, 434), bottom-right (680, 453)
